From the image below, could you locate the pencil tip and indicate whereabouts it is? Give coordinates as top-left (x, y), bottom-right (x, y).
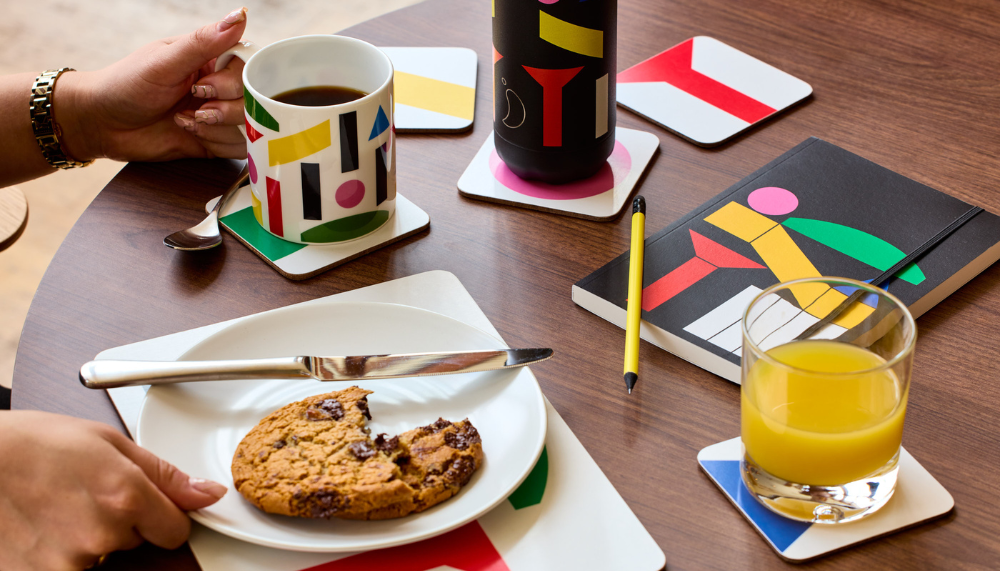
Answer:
top-left (624, 372), bottom-right (637, 394)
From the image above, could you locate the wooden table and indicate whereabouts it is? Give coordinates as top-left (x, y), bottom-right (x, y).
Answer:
top-left (13, 0), bottom-right (1000, 568)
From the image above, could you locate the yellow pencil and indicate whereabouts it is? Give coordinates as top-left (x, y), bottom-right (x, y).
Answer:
top-left (624, 196), bottom-right (645, 394)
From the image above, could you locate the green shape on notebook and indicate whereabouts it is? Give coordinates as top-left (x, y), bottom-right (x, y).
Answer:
top-left (221, 207), bottom-right (305, 261)
top-left (783, 218), bottom-right (926, 285)
top-left (244, 88), bottom-right (279, 132)
top-left (300, 210), bottom-right (389, 243)
top-left (508, 446), bottom-right (547, 509)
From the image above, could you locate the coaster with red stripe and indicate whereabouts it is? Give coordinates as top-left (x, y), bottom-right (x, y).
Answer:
top-left (617, 37), bottom-right (812, 146)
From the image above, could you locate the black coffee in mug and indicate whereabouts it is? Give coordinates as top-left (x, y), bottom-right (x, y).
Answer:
top-left (273, 85), bottom-right (368, 107)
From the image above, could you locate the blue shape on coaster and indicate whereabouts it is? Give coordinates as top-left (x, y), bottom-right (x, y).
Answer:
top-left (701, 460), bottom-right (811, 553)
top-left (369, 105), bottom-right (390, 141)
top-left (833, 279), bottom-right (885, 309)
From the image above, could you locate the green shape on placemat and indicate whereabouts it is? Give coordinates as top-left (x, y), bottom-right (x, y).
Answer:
top-left (508, 446), bottom-right (548, 509)
top-left (300, 210), bottom-right (389, 243)
top-left (221, 207), bottom-right (305, 261)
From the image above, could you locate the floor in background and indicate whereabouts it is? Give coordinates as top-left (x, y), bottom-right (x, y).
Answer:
top-left (0, 0), bottom-right (424, 389)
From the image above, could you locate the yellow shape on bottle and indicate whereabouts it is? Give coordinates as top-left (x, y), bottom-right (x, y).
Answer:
top-left (539, 11), bottom-right (604, 58)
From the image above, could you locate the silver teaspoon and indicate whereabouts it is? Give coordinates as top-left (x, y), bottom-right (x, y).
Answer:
top-left (163, 164), bottom-right (250, 251)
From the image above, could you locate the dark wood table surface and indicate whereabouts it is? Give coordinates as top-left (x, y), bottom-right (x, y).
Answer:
top-left (13, 0), bottom-right (1000, 569)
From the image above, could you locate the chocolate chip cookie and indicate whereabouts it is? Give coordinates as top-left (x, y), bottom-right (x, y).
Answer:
top-left (231, 386), bottom-right (484, 520)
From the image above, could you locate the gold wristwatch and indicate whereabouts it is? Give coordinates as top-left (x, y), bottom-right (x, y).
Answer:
top-left (30, 68), bottom-right (93, 169)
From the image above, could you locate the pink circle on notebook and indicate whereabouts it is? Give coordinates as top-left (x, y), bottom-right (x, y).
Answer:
top-left (748, 186), bottom-right (798, 215)
top-left (336, 180), bottom-right (365, 208)
top-left (488, 141), bottom-right (631, 201)
top-left (248, 154), bottom-right (258, 185)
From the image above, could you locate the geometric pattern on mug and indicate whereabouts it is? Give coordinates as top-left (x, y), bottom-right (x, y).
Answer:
top-left (538, 10), bottom-right (604, 58)
top-left (616, 37), bottom-right (812, 145)
top-left (369, 105), bottom-right (391, 141)
top-left (339, 111), bottom-right (360, 173)
top-left (243, 88), bottom-right (279, 132)
top-left (268, 120), bottom-right (332, 166)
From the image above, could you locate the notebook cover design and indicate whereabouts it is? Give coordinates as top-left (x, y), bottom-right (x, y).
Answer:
top-left (572, 138), bottom-right (1000, 382)
top-left (379, 47), bottom-right (477, 132)
top-left (698, 438), bottom-right (953, 562)
top-left (617, 36), bottom-right (812, 146)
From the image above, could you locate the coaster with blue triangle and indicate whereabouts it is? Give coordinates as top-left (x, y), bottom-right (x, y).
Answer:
top-left (698, 437), bottom-right (954, 562)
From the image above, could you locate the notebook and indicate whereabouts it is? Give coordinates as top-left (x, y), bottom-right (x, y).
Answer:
top-left (572, 137), bottom-right (1000, 383)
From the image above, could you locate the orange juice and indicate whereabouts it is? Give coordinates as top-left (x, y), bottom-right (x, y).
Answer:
top-left (741, 340), bottom-right (906, 486)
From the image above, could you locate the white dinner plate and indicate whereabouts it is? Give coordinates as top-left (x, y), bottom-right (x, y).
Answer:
top-left (135, 301), bottom-right (547, 552)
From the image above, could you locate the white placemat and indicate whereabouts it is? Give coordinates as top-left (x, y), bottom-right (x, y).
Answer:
top-left (100, 271), bottom-right (666, 570)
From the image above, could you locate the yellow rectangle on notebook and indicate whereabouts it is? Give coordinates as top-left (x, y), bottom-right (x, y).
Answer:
top-left (705, 202), bottom-right (777, 242)
top-left (268, 120), bottom-right (331, 166)
top-left (394, 71), bottom-right (475, 121)
top-left (753, 226), bottom-right (825, 307)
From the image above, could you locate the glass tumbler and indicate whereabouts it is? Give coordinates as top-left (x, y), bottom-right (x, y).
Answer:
top-left (740, 277), bottom-right (916, 524)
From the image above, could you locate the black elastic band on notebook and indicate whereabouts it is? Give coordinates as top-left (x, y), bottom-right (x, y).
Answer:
top-left (796, 206), bottom-right (984, 340)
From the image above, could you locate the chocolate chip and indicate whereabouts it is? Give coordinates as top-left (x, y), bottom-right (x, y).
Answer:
top-left (302, 489), bottom-right (343, 519)
top-left (444, 423), bottom-right (481, 450)
top-left (356, 397), bottom-right (372, 420)
top-left (305, 398), bottom-right (344, 421)
top-left (272, 440), bottom-right (286, 449)
top-left (349, 441), bottom-right (376, 460)
top-left (421, 418), bottom-right (453, 434)
top-left (442, 456), bottom-right (476, 486)
top-left (374, 433), bottom-right (399, 453)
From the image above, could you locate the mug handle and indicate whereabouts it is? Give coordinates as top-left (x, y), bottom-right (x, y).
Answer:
top-left (213, 41), bottom-right (260, 138)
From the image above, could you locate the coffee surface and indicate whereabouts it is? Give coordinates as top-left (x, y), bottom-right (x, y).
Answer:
top-left (273, 85), bottom-right (368, 107)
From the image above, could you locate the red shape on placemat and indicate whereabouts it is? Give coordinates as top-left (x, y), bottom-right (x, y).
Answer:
top-left (245, 117), bottom-right (264, 143)
top-left (616, 39), bottom-right (776, 124)
top-left (691, 230), bottom-right (765, 269)
top-left (299, 521), bottom-right (509, 571)
top-left (265, 176), bottom-right (283, 237)
top-left (523, 66), bottom-right (583, 147)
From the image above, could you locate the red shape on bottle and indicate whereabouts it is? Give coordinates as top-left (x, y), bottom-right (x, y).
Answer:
top-left (523, 65), bottom-right (583, 147)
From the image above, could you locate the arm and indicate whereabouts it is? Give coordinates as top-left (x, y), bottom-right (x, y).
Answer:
top-left (0, 7), bottom-right (250, 188)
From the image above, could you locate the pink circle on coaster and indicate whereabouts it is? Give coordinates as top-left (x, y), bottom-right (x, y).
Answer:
top-left (336, 180), bottom-right (365, 208)
top-left (488, 141), bottom-right (631, 201)
top-left (538, 0), bottom-right (560, 3)
top-left (248, 154), bottom-right (258, 185)
top-left (748, 186), bottom-right (799, 215)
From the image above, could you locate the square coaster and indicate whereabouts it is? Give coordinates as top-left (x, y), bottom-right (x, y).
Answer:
top-left (379, 47), bottom-right (477, 132)
top-left (457, 128), bottom-right (659, 221)
top-left (207, 186), bottom-right (429, 280)
top-left (698, 437), bottom-right (954, 562)
top-left (617, 36), bottom-right (812, 146)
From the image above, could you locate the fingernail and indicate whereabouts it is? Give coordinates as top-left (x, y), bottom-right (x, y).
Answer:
top-left (195, 109), bottom-right (223, 125)
top-left (174, 113), bottom-right (196, 131)
top-left (218, 7), bottom-right (247, 32)
top-left (191, 84), bottom-right (218, 99)
top-left (189, 477), bottom-right (228, 500)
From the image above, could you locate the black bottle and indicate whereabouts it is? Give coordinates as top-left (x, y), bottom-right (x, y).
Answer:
top-left (493, 0), bottom-right (617, 184)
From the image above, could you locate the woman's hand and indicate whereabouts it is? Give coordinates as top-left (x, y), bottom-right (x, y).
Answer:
top-left (0, 411), bottom-right (227, 571)
top-left (59, 7), bottom-right (250, 163)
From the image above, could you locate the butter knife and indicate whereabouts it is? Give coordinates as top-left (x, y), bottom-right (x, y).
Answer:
top-left (79, 348), bottom-right (553, 390)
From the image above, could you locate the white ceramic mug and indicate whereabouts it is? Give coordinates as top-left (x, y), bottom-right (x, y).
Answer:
top-left (217, 35), bottom-right (395, 244)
